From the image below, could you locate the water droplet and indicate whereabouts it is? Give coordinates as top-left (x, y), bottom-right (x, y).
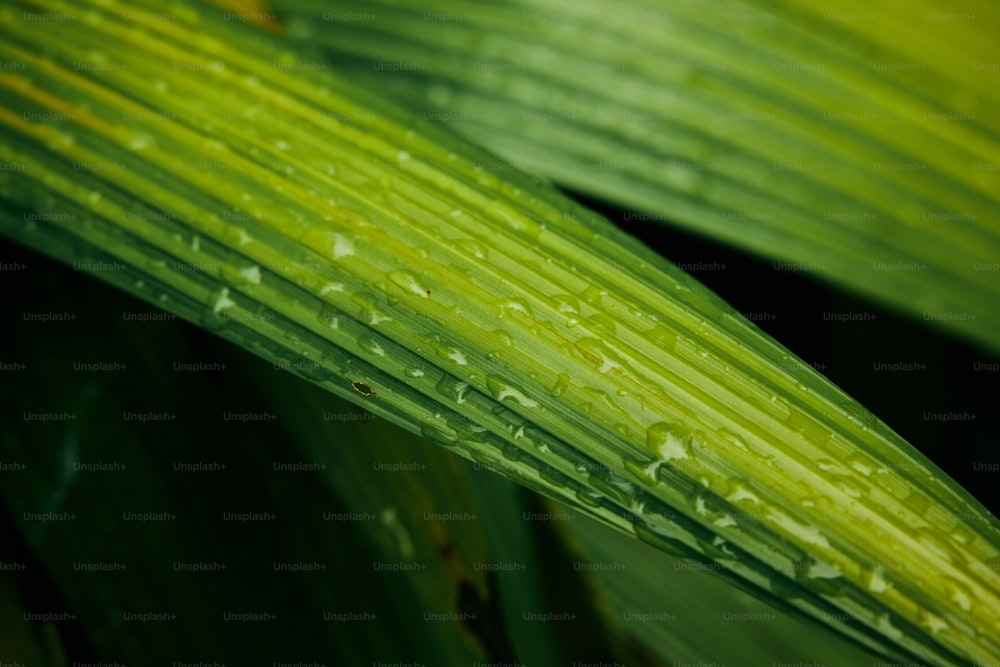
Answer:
top-left (576, 489), bottom-right (604, 508)
top-left (724, 479), bottom-right (762, 505)
top-left (500, 442), bottom-right (526, 463)
top-left (551, 294), bottom-right (580, 314)
top-left (608, 472), bottom-right (639, 499)
top-left (843, 405), bottom-right (876, 430)
top-left (486, 376), bottom-right (539, 408)
top-left (645, 421), bottom-right (691, 461)
top-left (357, 334), bottom-right (386, 357)
top-left (367, 309), bottom-right (391, 325)
top-left (844, 452), bottom-right (874, 477)
top-left (317, 303), bottom-right (340, 329)
top-left (831, 474), bottom-right (867, 499)
top-left (581, 284), bottom-right (606, 304)
top-left (918, 610), bottom-right (949, 635)
top-left (906, 491), bottom-right (931, 517)
top-left (804, 559), bottom-right (841, 580)
top-left (474, 170), bottom-right (500, 189)
top-left (949, 522), bottom-right (975, 546)
top-left (331, 233), bottom-right (355, 259)
top-left (420, 420), bottom-right (456, 443)
top-left (435, 375), bottom-right (469, 404)
top-left (585, 468), bottom-right (634, 505)
top-left (645, 324), bottom-right (678, 351)
top-left (717, 428), bottom-right (749, 452)
top-left (875, 614), bottom-right (903, 641)
top-left (451, 417), bottom-right (488, 446)
top-left (447, 349), bottom-right (468, 365)
top-left (944, 577), bottom-right (974, 612)
top-left (792, 558), bottom-right (848, 596)
top-left (574, 337), bottom-right (624, 373)
top-left (200, 288), bottom-right (236, 331)
top-left (765, 508), bottom-right (830, 548)
top-left (585, 313), bottom-right (616, 334)
top-left (493, 298), bottom-right (533, 319)
top-left (232, 228), bottom-right (253, 246)
top-left (633, 521), bottom-right (696, 560)
top-left (237, 265), bottom-right (261, 285)
top-left (786, 408), bottom-right (828, 443)
top-left (127, 133), bottom-right (154, 150)
top-left (866, 565), bottom-right (890, 592)
top-left (212, 287), bottom-right (235, 315)
top-left (550, 373), bottom-right (571, 396)
top-left (642, 459), bottom-right (663, 481)
top-left (768, 394), bottom-right (792, 421)
top-left (386, 270), bottom-right (429, 299)
top-left (456, 239), bottom-right (487, 259)
top-left (489, 330), bottom-right (513, 348)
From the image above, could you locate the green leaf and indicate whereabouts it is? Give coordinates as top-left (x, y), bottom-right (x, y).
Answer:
top-left (1, 1), bottom-right (998, 665)
top-left (282, 0), bottom-right (1000, 353)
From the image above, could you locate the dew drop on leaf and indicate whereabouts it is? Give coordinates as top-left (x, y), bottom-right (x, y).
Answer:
top-left (387, 270), bottom-right (429, 298)
top-left (645, 421), bottom-right (691, 461)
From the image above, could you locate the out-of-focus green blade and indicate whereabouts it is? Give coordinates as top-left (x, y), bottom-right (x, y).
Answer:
top-left (1, 1), bottom-right (999, 665)
top-left (281, 0), bottom-right (1000, 353)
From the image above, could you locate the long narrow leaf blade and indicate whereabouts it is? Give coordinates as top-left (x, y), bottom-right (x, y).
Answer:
top-left (1, 1), bottom-right (998, 665)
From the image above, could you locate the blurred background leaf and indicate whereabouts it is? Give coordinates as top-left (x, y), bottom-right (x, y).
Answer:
top-left (279, 0), bottom-right (1000, 353)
